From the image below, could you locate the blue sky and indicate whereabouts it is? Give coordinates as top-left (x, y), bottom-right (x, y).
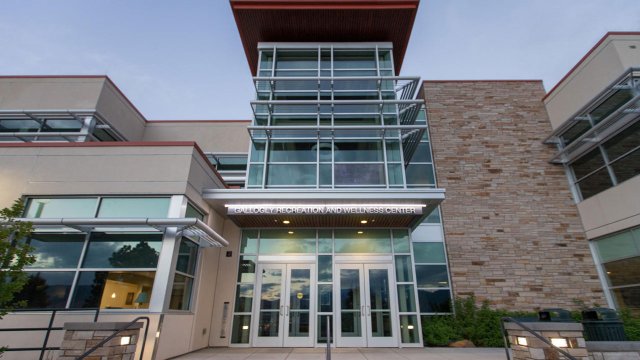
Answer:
top-left (0, 1), bottom-right (639, 120)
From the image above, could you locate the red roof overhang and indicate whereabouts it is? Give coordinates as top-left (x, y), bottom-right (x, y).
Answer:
top-left (230, 0), bottom-right (420, 75)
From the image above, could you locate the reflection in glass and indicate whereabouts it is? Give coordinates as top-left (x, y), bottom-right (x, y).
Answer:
top-left (392, 230), bottom-right (410, 253)
top-left (397, 285), bottom-right (417, 313)
top-left (169, 274), bottom-right (193, 310)
top-left (267, 164), bottom-right (317, 186)
top-left (70, 271), bottom-right (155, 309)
top-left (340, 269), bottom-right (362, 337)
top-left (237, 256), bottom-right (257, 283)
top-left (318, 284), bottom-right (332, 312)
top-left (25, 198), bottom-right (98, 218)
top-left (334, 230), bottom-right (391, 253)
top-left (25, 233), bottom-right (85, 269)
top-left (318, 255), bottom-right (332, 282)
top-left (414, 242), bottom-right (446, 263)
top-left (317, 315), bottom-right (333, 344)
top-left (288, 269), bottom-right (311, 337)
top-left (240, 231), bottom-right (259, 254)
top-left (234, 284), bottom-right (254, 312)
top-left (399, 315), bottom-right (419, 343)
top-left (576, 167), bottom-right (613, 200)
top-left (395, 255), bottom-right (413, 282)
top-left (335, 163), bottom-right (385, 186)
top-left (369, 269), bottom-right (392, 337)
top-left (318, 231), bottom-right (332, 253)
top-left (97, 197), bottom-right (170, 218)
top-left (16, 271), bottom-right (74, 308)
top-left (83, 233), bottom-right (162, 268)
top-left (603, 257), bottom-right (640, 287)
top-left (416, 265), bottom-right (449, 288)
top-left (231, 315), bottom-right (251, 344)
top-left (259, 230), bottom-right (316, 254)
top-left (596, 232), bottom-right (638, 262)
top-left (612, 286), bottom-right (640, 312)
top-left (176, 239), bottom-right (198, 275)
top-left (258, 268), bottom-right (282, 337)
top-left (418, 289), bottom-right (452, 313)
top-left (406, 163), bottom-right (435, 185)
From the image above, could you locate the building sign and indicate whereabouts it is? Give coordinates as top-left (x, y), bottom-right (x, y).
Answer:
top-left (227, 205), bottom-right (423, 215)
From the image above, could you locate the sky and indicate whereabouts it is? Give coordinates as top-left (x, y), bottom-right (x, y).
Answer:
top-left (0, 1), bottom-right (639, 120)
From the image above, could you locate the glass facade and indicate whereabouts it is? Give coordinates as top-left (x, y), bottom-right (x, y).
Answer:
top-left (592, 226), bottom-right (640, 314)
top-left (231, 42), bottom-right (449, 347)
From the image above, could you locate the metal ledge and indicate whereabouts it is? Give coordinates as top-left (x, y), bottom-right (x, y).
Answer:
top-left (5, 217), bottom-right (229, 247)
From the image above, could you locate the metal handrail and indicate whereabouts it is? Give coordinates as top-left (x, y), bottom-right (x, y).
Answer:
top-left (77, 316), bottom-right (150, 360)
top-left (500, 317), bottom-right (578, 360)
top-left (0, 308), bottom-right (100, 360)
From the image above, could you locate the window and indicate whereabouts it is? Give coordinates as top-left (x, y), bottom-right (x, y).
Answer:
top-left (593, 226), bottom-right (640, 313)
top-left (17, 196), bottom-right (174, 310)
top-left (169, 238), bottom-right (199, 311)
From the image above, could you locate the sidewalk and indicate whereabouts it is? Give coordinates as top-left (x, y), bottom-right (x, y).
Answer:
top-left (171, 347), bottom-right (508, 360)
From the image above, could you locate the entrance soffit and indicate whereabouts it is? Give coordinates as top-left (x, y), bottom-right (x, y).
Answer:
top-left (202, 188), bottom-right (445, 229)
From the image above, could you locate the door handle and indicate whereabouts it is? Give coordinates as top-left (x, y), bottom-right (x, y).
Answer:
top-left (361, 305), bottom-right (365, 317)
top-left (285, 305), bottom-right (289, 316)
top-left (280, 305), bottom-right (284, 316)
top-left (367, 305), bottom-right (371, 316)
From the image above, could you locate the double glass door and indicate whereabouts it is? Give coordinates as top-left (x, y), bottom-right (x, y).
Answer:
top-left (335, 263), bottom-right (397, 347)
top-left (252, 263), bottom-right (315, 347)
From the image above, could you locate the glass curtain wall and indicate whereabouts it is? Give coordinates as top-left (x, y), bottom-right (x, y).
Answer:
top-left (247, 45), bottom-right (419, 189)
top-left (11, 196), bottom-right (198, 311)
top-left (231, 229), bottom-right (424, 345)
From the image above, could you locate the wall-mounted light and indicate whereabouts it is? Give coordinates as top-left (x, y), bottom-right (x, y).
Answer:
top-left (120, 336), bottom-right (131, 346)
top-left (156, 331), bottom-right (161, 338)
top-left (550, 338), bottom-right (568, 348)
top-left (242, 325), bottom-right (249, 330)
top-left (516, 336), bottom-right (528, 346)
top-left (111, 292), bottom-right (117, 299)
top-left (407, 325), bottom-right (414, 330)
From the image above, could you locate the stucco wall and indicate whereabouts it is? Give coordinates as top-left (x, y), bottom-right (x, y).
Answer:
top-left (142, 121), bottom-right (251, 153)
top-left (423, 80), bottom-right (605, 310)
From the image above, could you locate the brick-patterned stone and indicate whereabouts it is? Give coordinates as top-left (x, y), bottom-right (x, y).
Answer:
top-left (423, 80), bottom-right (606, 310)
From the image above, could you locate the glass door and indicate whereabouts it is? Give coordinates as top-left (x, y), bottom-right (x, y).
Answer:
top-left (253, 263), bottom-right (315, 347)
top-left (335, 263), bottom-right (397, 347)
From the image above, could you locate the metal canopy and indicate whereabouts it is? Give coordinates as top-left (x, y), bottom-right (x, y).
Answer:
top-left (545, 68), bottom-right (640, 164)
top-left (0, 109), bottom-right (124, 143)
top-left (6, 217), bottom-right (229, 247)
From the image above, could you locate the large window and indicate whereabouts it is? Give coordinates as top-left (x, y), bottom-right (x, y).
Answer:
top-left (16, 232), bottom-right (162, 310)
top-left (169, 238), bottom-right (199, 311)
top-left (13, 196), bottom-right (174, 310)
top-left (570, 121), bottom-right (640, 200)
top-left (593, 226), bottom-right (640, 314)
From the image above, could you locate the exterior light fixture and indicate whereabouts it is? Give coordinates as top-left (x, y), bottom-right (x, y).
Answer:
top-left (288, 231), bottom-right (294, 234)
top-left (516, 336), bottom-right (528, 346)
top-left (282, 220), bottom-right (290, 224)
top-left (407, 325), bottom-right (414, 330)
top-left (242, 325), bottom-right (249, 330)
top-left (120, 336), bottom-right (131, 346)
top-left (360, 220), bottom-right (368, 224)
top-left (156, 331), bottom-right (161, 338)
top-left (357, 231), bottom-right (364, 234)
top-left (550, 338), bottom-right (568, 348)
top-left (111, 292), bottom-right (117, 299)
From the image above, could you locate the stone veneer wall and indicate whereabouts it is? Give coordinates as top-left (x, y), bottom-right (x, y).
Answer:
top-left (422, 80), bottom-right (605, 310)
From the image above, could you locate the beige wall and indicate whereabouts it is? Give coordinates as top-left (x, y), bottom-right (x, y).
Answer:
top-left (0, 144), bottom-right (226, 209)
top-left (0, 77), bottom-right (104, 110)
top-left (577, 175), bottom-right (640, 239)
top-left (143, 121), bottom-right (251, 153)
top-left (544, 34), bottom-right (640, 129)
top-left (96, 80), bottom-right (147, 141)
top-left (209, 219), bottom-right (242, 347)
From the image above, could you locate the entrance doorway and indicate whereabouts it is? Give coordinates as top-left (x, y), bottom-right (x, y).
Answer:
top-left (335, 263), bottom-right (398, 347)
top-left (252, 263), bottom-right (315, 347)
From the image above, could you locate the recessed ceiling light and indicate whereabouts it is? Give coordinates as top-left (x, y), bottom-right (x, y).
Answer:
top-left (282, 220), bottom-right (290, 224)
top-left (288, 231), bottom-right (294, 234)
top-left (360, 220), bottom-right (368, 224)
top-left (357, 231), bottom-right (363, 234)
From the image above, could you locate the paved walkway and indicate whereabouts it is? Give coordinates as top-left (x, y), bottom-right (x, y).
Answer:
top-left (172, 347), bottom-right (508, 360)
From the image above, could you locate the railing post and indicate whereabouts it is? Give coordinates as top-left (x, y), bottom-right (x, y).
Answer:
top-left (326, 315), bottom-right (331, 360)
top-left (40, 310), bottom-right (57, 360)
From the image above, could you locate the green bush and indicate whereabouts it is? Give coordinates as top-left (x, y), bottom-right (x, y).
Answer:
top-left (620, 308), bottom-right (640, 341)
